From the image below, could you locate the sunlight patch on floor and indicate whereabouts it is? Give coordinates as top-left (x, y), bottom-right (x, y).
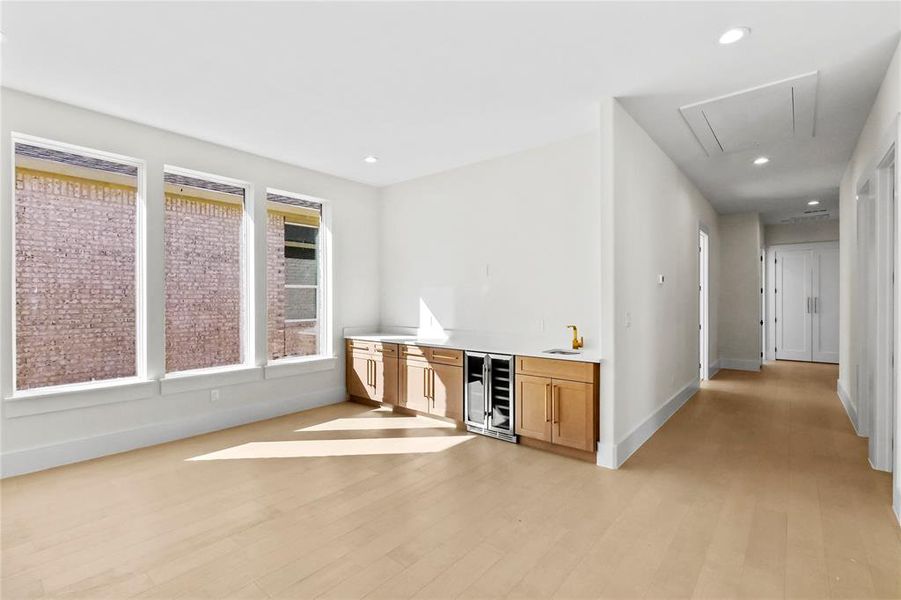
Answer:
top-left (297, 415), bottom-right (456, 432)
top-left (186, 435), bottom-right (476, 461)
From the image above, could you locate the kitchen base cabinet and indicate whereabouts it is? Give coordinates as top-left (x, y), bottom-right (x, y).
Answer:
top-left (515, 356), bottom-right (599, 458)
top-left (345, 340), bottom-right (397, 405)
top-left (398, 346), bottom-right (464, 421)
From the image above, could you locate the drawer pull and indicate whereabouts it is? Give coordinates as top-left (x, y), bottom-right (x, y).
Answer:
top-left (433, 353), bottom-right (457, 360)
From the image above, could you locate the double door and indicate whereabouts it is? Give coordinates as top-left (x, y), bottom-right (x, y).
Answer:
top-left (774, 242), bottom-right (839, 363)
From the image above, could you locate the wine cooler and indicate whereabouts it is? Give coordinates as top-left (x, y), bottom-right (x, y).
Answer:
top-left (463, 352), bottom-right (517, 443)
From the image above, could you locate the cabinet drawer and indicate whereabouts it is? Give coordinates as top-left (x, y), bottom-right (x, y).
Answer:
top-left (346, 339), bottom-right (372, 354)
top-left (515, 356), bottom-right (595, 384)
top-left (372, 343), bottom-right (398, 358)
top-left (429, 348), bottom-right (463, 366)
top-left (400, 344), bottom-right (430, 361)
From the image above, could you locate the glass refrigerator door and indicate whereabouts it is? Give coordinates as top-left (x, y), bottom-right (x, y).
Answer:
top-left (487, 355), bottom-right (513, 433)
top-left (464, 353), bottom-right (487, 427)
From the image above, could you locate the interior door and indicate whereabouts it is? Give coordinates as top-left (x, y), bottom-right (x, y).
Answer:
top-left (551, 379), bottom-right (593, 451)
top-left (812, 245), bottom-right (840, 363)
top-left (515, 374), bottom-right (552, 442)
top-left (431, 362), bottom-right (462, 421)
top-left (776, 249), bottom-right (813, 361)
top-left (400, 360), bottom-right (430, 413)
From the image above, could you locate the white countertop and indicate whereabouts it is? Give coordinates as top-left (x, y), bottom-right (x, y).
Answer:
top-left (345, 332), bottom-right (603, 364)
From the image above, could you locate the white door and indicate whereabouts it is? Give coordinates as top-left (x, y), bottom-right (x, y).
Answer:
top-left (776, 249), bottom-right (813, 361)
top-left (812, 246), bottom-right (840, 363)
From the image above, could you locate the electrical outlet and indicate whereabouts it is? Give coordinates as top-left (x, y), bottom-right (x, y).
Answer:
top-left (536, 319), bottom-right (545, 333)
top-left (210, 389), bottom-right (220, 403)
top-left (625, 312), bottom-right (632, 328)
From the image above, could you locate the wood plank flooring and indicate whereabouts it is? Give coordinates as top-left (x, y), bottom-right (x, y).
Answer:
top-left (2, 361), bottom-right (899, 599)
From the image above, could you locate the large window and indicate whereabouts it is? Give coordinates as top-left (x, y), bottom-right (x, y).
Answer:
top-left (267, 191), bottom-right (325, 360)
top-left (164, 169), bottom-right (246, 373)
top-left (13, 138), bottom-right (142, 391)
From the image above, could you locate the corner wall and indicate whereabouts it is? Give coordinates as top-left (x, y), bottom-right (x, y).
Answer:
top-left (599, 99), bottom-right (720, 467)
top-left (718, 212), bottom-right (763, 371)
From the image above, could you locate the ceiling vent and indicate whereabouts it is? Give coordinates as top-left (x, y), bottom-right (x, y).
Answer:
top-left (780, 213), bottom-right (834, 224)
top-left (680, 72), bottom-right (818, 156)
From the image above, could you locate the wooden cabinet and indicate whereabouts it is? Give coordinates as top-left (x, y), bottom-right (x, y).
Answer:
top-left (345, 340), bottom-right (397, 405)
top-left (551, 379), bottom-right (594, 451)
top-left (516, 374), bottom-right (552, 442)
top-left (431, 361), bottom-right (463, 421)
top-left (397, 345), bottom-right (463, 421)
top-left (515, 357), bottom-right (599, 455)
top-left (399, 359), bottom-right (431, 413)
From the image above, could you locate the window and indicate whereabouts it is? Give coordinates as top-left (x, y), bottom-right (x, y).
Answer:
top-left (267, 191), bottom-right (326, 360)
top-left (13, 137), bottom-right (142, 391)
top-left (164, 169), bottom-right (247, 373)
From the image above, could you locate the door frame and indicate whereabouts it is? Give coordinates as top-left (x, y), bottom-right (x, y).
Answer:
top-left (698, 226), bottom-right (710, 381)
top-left (858, 140), bottom-right (896, 473)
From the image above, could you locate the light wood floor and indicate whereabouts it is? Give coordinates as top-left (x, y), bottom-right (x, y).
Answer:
top-left (2, 361), bottom-right (899, 599)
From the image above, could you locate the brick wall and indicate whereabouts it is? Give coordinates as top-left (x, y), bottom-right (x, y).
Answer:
top-left (165, 194), bottom-right (243, 372)
top-left (267, 212), bottom-right (319, 359)
top-left (15, 168), bottom-right (136, 390)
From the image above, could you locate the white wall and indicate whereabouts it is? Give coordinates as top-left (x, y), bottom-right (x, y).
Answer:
top-left (718, 212), bottom-right (763, 371)
top-left (379, 132), bottom-right (601, 350)
top-left (764, 220), bottom-right (840, 246)
top-left (838, 39), bottom-right (901, 521)
top-left (599, 99), bottom-right (720, 467)
top-left (0, 89), bottom-right (381, 476)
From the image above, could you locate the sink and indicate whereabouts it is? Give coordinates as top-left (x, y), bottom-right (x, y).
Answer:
top-left (543, 349), bottom-right (582, 355)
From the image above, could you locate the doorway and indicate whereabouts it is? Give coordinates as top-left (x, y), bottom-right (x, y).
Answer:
top-left (699, 228), bottom-right (709, 381)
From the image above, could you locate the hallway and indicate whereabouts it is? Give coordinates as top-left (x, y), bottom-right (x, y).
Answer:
top-left (2, 363), bottom-right (899, 599)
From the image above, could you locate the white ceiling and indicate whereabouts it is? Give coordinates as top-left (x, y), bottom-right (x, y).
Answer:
top-left (2, 2), bottom-right (899, 222)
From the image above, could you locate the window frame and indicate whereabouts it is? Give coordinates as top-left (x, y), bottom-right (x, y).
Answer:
top-left (266, 187), bottom-right (333, 364)
top-left (9, 132), bottom-right (148, 395)
top-left (162, 164), bottom-right (255, 375)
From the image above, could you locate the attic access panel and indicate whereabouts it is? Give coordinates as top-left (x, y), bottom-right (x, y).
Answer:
top-left (680, 72), bottom-right (818, 155)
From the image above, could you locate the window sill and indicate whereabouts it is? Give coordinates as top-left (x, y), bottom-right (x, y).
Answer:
top-left (4, 377), bottom-right (159, 418)
top-left (265, 355), bottom-right (337, 379)
top-left (160, 365), bottom-right (264, 395)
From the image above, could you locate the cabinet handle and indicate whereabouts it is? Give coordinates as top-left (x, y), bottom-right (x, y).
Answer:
top-left (369, 359), bottom-right (375, 388)
top-left (423, 368), bottom-right (428, 398)
top-left (545, 383), bottom-right (551, 422)
top-left (430, 369), bottom-right (435, 405)
top-left (433, 353), bottom-right (456, 360)
top-left (814, 297), bottom-right (818, 313)
top-left (552, 386), bottom-right (559, 424)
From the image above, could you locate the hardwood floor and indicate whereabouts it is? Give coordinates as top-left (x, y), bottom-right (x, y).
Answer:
top-left (2, 361), bottom-right (899, 599)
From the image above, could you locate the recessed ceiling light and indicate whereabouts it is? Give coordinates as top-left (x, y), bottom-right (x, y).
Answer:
top-left (363, 155), bottom-right (378, 164)
top-left (807, 200), bottom-right (820, 206)
top-left (719, 27), bottom-right (750, 45)
top-left (753, 156), bottom-right (769, 165)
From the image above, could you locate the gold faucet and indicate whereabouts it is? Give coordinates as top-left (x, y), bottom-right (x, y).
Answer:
top-left (567, 325), bottom-right (584, 350)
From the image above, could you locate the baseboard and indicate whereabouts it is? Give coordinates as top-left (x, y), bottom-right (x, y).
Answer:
top-left (0, 386), bottom-right (345, 478)
top-left (894, 485), bottom-right (900, 527)
top-left (707, 360), bottom-right (721, 379)
top-left (718, 358), bottom-right (761, 372)
top-left (603, 378), bottom-right (699, 469)
top-left (836, 379), bottom-right (861, 436)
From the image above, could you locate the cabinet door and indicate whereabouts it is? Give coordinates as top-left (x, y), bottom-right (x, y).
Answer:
top-left (375, 357), bottom-right (398, 405)
top-left (515, 374), bottom-right (552, 442)
top-left (552, 380), bottom-right (594, 451)
top-left (347, 354), bottom-right (373, 400)
top-left (431, 363), bottom-right (463, 421)
top-left (400, 360), bottom-right (430, 413)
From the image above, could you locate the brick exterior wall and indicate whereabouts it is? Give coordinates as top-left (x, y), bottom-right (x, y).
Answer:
top-left (15, 168), bottom-right (318, 388)
top-left (165, 194), bottom-right (243, 372)
top-left (267, 212), bottom-right (319, 359)
top-left (15, 168), bottom-right (136, 390)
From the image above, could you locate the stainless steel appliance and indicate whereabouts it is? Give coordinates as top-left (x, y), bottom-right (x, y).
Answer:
top-left (464, 352), bottom-right (516, 443)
